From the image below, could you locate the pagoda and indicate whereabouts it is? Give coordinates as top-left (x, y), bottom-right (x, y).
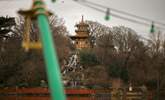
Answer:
top-left (70, 16), bottom-right (91, 49)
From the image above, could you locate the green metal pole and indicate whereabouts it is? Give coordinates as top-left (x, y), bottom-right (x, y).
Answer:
top-left (34, 0), bottom-right (66, 100)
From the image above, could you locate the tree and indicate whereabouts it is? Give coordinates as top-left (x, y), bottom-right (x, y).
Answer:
top-left (86, 20), bottom-right (111, 47)
top-left (0, 16), bottom-right (15, 38)
top-left (79, 49), bottom-right (99, 66)
top-left (0, 16), bottom-right (23, 86)
top-left (86, 21), bottom-right (150, 87)
top-left (94, 32), bottom-right (115, 65)
top-left (14, 15), bottom-right (72, 65)
top-left (0, 15), bottom-right (72, 87)
top-left (108, 60), bottom-right (129, 83)
top-left (0, 34), bottom-right (25, 86)
top-left (146, 31), bottom-right (165, 99)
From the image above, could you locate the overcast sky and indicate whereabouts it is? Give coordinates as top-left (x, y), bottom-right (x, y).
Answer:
top-left (0, 0), bottom-right (165, 37)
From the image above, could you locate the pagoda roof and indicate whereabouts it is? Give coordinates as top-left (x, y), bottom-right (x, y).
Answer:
top-left (69, 34), bottom-right (89, 40)
top-left (70, 16), bottom-right (90, 40)
top-left (75, 15), bottom-right (89, 26)
top-left (75, 22), bottom-right (89, 27)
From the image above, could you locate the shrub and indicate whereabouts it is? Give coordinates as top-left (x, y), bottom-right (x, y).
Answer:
top-left (79, 49), bottom-right (99, 66)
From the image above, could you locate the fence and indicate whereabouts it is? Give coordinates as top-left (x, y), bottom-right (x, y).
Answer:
top-left (0, 87), bottom-right (148, 100)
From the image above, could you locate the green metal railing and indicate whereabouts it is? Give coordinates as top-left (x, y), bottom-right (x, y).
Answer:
top-left (19, 0), bottom-right (66, 100)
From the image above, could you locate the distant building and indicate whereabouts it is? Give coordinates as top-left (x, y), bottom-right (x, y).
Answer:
top-left (70, 16), bottom-right (91, 49)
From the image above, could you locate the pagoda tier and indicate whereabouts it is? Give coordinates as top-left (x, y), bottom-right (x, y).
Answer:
top-left (70, 16), bottom-right (91, 49)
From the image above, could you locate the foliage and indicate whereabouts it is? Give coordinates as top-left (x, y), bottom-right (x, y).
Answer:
top-left (86, 20), bottom-right (111, 47)
top-left (0, 15), bottom-right (72, 87)
top-left (1, 16), bottom-right (165, 99)
top-left (0, 16), bottom-right (15, 36)
top-left (79, 49), bottom-right (99, 66)
top-left (92, 24), bottom-right (165, 93)
top-left (108, 61), bottom-right (129, 83)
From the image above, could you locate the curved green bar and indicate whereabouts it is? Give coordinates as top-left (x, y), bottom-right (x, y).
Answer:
top-left (34, 0), bottom-right (66, 100)
top-left (38, 15), bottom-right (66, 100)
